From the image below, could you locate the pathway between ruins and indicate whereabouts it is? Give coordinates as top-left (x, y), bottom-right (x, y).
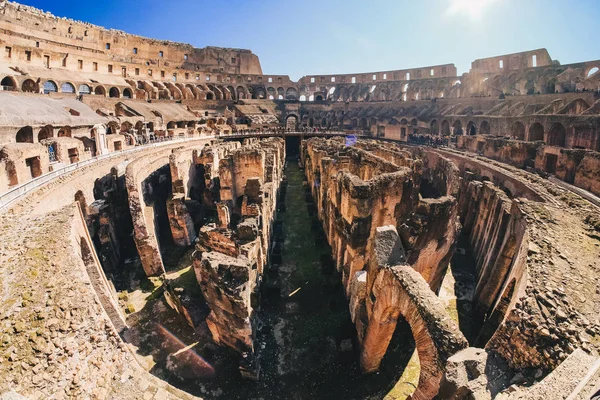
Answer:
top-left (243, 160), bottom-right (415, 399)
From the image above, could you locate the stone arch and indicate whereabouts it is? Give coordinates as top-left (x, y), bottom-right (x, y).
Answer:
top-left (58, 126), bottom-right (72, 138)
top-left (545, 77), bottom-right (557, 94)
top-left (452, 120), bottom-right (463, 135)
top-left (548, 123), bottom-right (566, 147)
top-left (254, 86), bottom-right (266, 99)
top-left (106, 121), bottom-right (119, 135)
top-left (361, 267), bottom-right (468, 399)
top-left (528, 122), bottom-right (544, 141)
top-left (227, 86), bottom-right (236, 101)
top-left (430, 120), bottom-right (439, 135)
top-left (267, 87), bottom-right (276, 99)
top-left (236, 86), bottom-right (247, 99)
top-left (511, 122), bottom-right (525, 140)
top-left (441, 120), bottom-right (451, 136)
top-left (0, 76), bottom-right (17, 91)
top-left (109, 87), bottom-right (120, 98)
top-left (122, 88), bottom-right (133, 99)
top-left (16, 126), bottom-right (34, 143)
top-left (61, 82), bottom-right (76, 94)
top-left (38, 125), bottom-right (53, 142)
top-left (43, 80), bottom-right (58, 94)
top-left (218, 85), bottom-right (231, 100)
top-left (286, 114), bottom-right (298, 131)
top-left (286, 87), bottom-right (298, 100)
top-left (206, 92), bottom-right (214, 100)
top-left (120, 121), bottom-right (133, 133)
top-left (21, 79), bottom-right (38, 93)
top-left (315, 94), bottom-right (324, 102)
top-left (467, 121), bottom-right (477, 136)
top-left (586, 66), bottom-right (599, 79)
top-left (78, 84), bottom-right (92, 95)
top-left (95, 86), bottom-right (106, 96)
top-left (479, 120), bottom-right (491, 135)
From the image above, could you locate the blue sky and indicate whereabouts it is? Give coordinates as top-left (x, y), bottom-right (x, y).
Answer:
top-left (21, 0), bottom-right (600, 80)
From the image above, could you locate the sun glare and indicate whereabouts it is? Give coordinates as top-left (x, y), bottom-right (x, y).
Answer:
top-left (446, 0), bottom-right (502, 20)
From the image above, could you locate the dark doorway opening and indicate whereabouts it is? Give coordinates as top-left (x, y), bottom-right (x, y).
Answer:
top-left (545, 154), bottom-right (558, 174)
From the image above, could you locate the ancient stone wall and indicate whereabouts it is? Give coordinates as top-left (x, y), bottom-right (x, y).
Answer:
top-left (191, 138), bottom-right (285, 378)
top-left (456, 135), bottom-right (600, 196)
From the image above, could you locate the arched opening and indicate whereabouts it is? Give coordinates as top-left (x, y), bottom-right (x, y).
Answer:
top-left (315, 95), bottom-right (324, 101)
top-left (121, 121), bottom-right (133, 133)
top-left (16, 126), bottom-right (34, 143)
top-left (123, 88), bottom-right (133, 99)
top-left (479, 121), bottom-right (491, 135)
top-left (467, 121), bottom-right (477, 136)
top-left (587, 67), bottom-right (599, 78)
top-left (285, 87), bottom-right (298, 100)
top-left (525, 79), bottom-right (535, 95)
top-left (106, 122), bottom-right (119, 136)
top-left (206, 92), bottom-right (214, 100)
top-left (528, 123), bottom-right (544, 141)
top-left (545, 78), bottom-right (556, 94)
top-left (57, 126), bottom-right (72, 138)
top-left (359, 118), bottom-right (368, 129)
top-left (0, 76), bottom-right (16, 91)
top-left (299, 95), bottom-right (306, 101)
top-left (548, 123), bottom-right (566, 147)
top-left (441, 120), bottom-right (451, 136)
top-left (22, 79), bottom-right (38, 93)
top-left (95, 86), bottom-right (106, 96)
top-left (43, 80), bottom-right (58, 94)
top-left (78, 84), bottom-right (91, 95)
top-left (510, 122), bottom-right (525, 140)
top-left (61, 82), bottom-right (76, 93)
top-left (109, 87), bottom-right (120, 98)
top-left (38, 125), bottom-right (53, 142)
top-left (452, 120), bottom-right (463, 135)
top-left (286, 115), bottom-right (298, 131)
top-left (236, 86), bottom-right (246, 99)
top-left (308, 118), bottom-right (314, 128)
top-left (430, 120), bottom-right (439, 135)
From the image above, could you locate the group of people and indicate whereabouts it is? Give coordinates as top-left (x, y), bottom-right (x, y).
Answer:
top-left (408, 133), bottom-right (450, 147)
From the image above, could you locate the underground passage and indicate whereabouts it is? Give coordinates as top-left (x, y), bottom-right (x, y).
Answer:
top-left (65, 135), bottom-right (568, 399)
top-left (2, 3), bottom-right (600, 399)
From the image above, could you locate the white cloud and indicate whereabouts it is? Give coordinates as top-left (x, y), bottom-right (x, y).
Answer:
top-left (445, 0), bottom-right (503, 20)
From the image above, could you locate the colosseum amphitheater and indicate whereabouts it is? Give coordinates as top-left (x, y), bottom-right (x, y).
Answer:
top-left (0, 1), bottom-right (600, 399)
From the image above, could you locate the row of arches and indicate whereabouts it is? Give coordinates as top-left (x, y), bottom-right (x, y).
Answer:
top-left (6, 76), bottom-right (132, 98)
top-left (429, 119), bottom-right (570, 147)
top-left (303, 80), bottom-right (463, 103)
top-left (15, 124), bottom-right (76, 143)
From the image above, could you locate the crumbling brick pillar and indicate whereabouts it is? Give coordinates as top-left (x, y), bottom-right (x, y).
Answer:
top-left (167, 194), bottom-right (197, 246)
top-left (193, 251), bottom-right (255, 354)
